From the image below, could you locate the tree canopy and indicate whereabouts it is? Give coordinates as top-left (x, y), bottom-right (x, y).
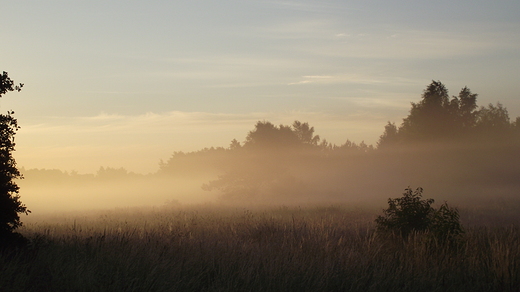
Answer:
top-left (378, 80), bottom-right (516, 147)
top-left (156, 80), bottom-right (520, 203)
top-left (0, 71), bottom-right (29, 239)
top-left (243, 121), bottom-right (320, 150)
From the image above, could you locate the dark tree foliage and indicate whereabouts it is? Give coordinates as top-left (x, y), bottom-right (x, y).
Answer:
top-left (400, 81), bottom-right (453, 140)
top-left (202, 120), bottom-right (323, 200)
top-left (457, 86), bottom-right (478, 128)
top-left (292, 121), bottom-right (320, 146)
top-left (376, 187), bottom-right (463, 241)
top-left (243, 121), bottom-right (321, 150)
top-left (475, 103), bottom-right (511, 134)
top-left (0, 72), bottom-right (29, 242)
top-left (377, 80), bottom-right (516, 147)
top-left (376, 187), bottom-right (434, 237)
top-left (0, 71), bottom-right (24, 96)
top-left (377, 122), bottom-right (398, 149)
top-left (165, 80), bottom-right (520, 202)
top-left (398, 81), bottom-right (469, 141)
top-left (244, 121), bottom-right (299, 149)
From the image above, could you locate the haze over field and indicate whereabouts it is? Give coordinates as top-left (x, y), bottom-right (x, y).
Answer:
top-left (2, 1), bottom-right (520, 285)
top-left (17, 79), bottom-right (520, 214)
top-left (2, 0), bottom-right (520, 174)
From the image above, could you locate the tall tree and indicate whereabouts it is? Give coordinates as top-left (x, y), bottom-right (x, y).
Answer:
top-left (457, 86), bottom-right (478, 128)
top-left (385, 81), bottom-right (484, 145)
top-left (474, 102), bottom-right (511, 140)
top-left (0, 71), bottom-right (29, 238)
top-left (203, 120), bottom-right (318, 200)
top-left (292, 121), bottom-right (320, 146)
top-left (377, 122), bottom-right (399, 148)
top-left (400, 80), bottom-right (455, 140)
top-left (243, 121), bottom-right (299, 149)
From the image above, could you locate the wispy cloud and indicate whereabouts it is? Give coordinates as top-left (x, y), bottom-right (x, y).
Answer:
top-left (288, 80), bottom-right (312, 85)
top-left (257, 16), bottom-right (506, 60)
top-left (287, 74), bottom-right (412, 86)
top-left (288, 75), bottom-right (334, 85)
top-left (303, 75), bottom-right (334, 79)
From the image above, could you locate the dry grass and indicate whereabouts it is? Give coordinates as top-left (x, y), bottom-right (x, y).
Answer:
top-left (1, 204), bottom-right (519, 291)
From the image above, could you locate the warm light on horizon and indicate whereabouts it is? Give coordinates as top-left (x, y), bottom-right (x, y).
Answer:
top-left (13, 110), bottom-right (400, 174)
top-left (2, 0), bottom-right (520, 174)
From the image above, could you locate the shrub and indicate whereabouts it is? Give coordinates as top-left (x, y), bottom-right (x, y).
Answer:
top-left (375, 187), bottom-right (463, 240)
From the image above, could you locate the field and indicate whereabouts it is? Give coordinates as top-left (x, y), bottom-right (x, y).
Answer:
top-left (1, 202), bottom-right (519, 292)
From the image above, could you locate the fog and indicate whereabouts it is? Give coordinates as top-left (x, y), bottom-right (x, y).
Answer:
top-left (16, 82), bottom-right (520, 215)
top-left (18, 129), bottom-right (520, 215)
top-left (18, 170), bottom-right (217, 214)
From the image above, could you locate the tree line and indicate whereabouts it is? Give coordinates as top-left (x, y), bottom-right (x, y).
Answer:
top-left (5, 79), bottom-right (520, 242)
top-left (378, 81), bottom-right (519, 147)
top-left (159, 81), bottom-right (520, 202)
top-left (14, 80), bottom-right (520, 206)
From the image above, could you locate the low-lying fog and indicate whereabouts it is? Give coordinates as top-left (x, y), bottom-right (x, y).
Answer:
top-left (17, 82), bottom-right (520, 215)
top-left (18, 171), bottom-right (217, 213)
top-left (17, 140), bottom-right (520, 216)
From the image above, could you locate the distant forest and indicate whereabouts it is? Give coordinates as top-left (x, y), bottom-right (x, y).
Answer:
top-left (21, 81), bottom-right (520, 206)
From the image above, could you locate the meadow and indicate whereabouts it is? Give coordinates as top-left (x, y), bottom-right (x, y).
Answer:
top-left (1, 202), bottom-right (519, 292)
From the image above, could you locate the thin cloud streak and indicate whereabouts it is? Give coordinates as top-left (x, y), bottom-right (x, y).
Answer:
top-left (2, 0), bottom-right (519, 176)
top-left (288, 74), bottom-right (415, 86)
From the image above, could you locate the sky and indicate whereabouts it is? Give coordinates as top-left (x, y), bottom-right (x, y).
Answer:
top-left (2, 0), bottom-right (520, 174)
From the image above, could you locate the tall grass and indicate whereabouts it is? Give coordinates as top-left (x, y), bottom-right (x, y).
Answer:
top-left (1, 204), bottom-right (519, 291)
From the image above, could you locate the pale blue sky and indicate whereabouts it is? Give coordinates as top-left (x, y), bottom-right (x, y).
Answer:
top-left (2, 0), bottom-right (520, 173)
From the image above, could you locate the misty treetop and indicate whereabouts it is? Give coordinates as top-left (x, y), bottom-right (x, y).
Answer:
top-left (159, 81), bottom-right (518, 159)
top-left (23, 80), bottom-right (520, 205)
top-left (378, 80), bottom-right (519, 148)
top-left (160, 81), bottom-right (519, 171)
top-left (241, 120), bottom-right (322, 151)
top-left (192, 81), bottom-right (520, 202)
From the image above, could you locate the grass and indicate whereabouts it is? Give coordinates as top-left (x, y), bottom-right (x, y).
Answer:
top-left (1, 204), bottom-right (519, 291)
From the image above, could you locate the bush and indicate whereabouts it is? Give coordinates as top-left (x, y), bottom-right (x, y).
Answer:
top-left (375, 187), bottom-right (463, 240)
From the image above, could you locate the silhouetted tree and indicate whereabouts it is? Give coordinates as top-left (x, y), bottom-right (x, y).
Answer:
top-left (400, 80), bottom-right (456, 141)
top-left (333, 140), bottom-right (373, 154)
top-left (475, 102), bottom-right (511, 138)
top-left (243, 120), bottom-right (322, 150)
top-left (292, 121), bottom-right (320, 146)
top-left (377, 81), bottom-right (519, 147)
top-left (0, 72), bottom-right (29, 244)
top-left (228, 139), bottom-right (241, 150)
top-left (0, 72), bottom-right (23, 96)
top-left (244, 121), bottom-right (299, 149)
top-left (457, 86), bottom-right (478, 129)
top-left (203, 120), bottom-right (322, 200)
top-left (512, 117), bottom-right (520, 143)
top-left (377, 122), bottom-right (399, 148)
